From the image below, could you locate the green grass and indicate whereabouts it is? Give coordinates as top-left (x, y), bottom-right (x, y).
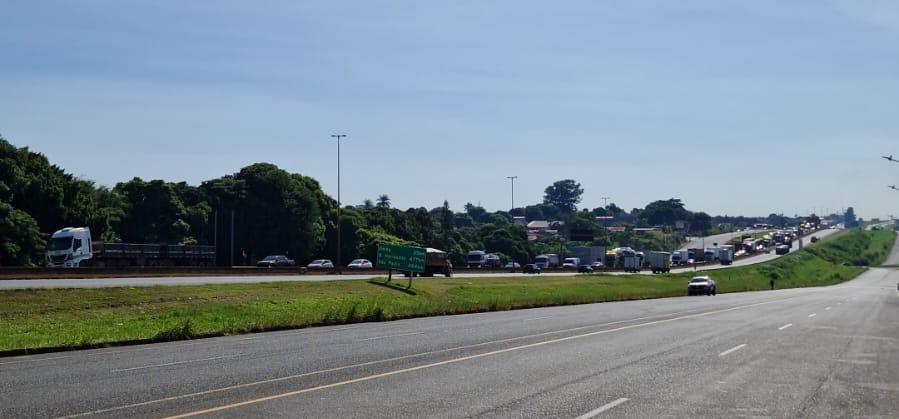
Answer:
top-left (0, 229), bottom-right (894, 354)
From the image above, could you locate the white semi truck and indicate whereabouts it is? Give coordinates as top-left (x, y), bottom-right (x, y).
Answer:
top-left (534, 254), bottom-right (560, 269)
top-left (46, 227), bottom-right (216, 267)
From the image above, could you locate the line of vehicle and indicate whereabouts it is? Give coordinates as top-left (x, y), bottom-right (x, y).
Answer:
top-left (160, 299), bottom-right (788, 419)
top-left (574, 398), bottom-right (630, 418)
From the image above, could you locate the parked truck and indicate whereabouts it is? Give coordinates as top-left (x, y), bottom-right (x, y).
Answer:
top-left (534, 254), bottom-right (560, 269)
top-left (46, 227), bottom-right (215, 267)
top-left (647, 251), bottom-right (671, 273)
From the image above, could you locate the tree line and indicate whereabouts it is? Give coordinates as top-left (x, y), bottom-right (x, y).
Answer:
top-left (0, 137), bottom-right (840, 267)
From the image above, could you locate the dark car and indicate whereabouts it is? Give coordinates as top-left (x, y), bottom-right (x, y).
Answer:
top-left (687, 276), bottom-right (717, 296)
top-left (523, 264), bottom-right (541, 274)
top-left (256, 255), bottom-right (295, 267)
top-left (578, 264), bottom-right (594, 273)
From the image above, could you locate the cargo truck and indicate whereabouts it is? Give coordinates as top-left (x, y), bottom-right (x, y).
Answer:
top-left (535, 254), bottom-right (560, 269)
top-left (623, 254), bottom-right (643, 273)
top-left (467, 250), bottom-right (488, 268)
top-left (671, 250), bottom-right (690, 266)
top-left (647, 251), bottom-right (672, 273)
top-left (405, 248), bottom-right (453, 277)
top-left (718, 246), bottom-right (734, 265)
top-left (46, 227), bottom-right (215, 267)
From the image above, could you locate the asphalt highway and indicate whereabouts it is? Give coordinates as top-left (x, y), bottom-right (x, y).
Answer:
top-left (0, 229), bottom-right (840, 290)
top-left (2, 266), bottom-right (897, 418)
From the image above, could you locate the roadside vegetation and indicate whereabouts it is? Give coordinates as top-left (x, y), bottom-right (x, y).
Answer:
top-left (0, 229), bottom-right (893, 354)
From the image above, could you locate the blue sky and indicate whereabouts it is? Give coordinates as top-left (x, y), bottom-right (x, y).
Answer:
top-left (2, 1), bottom-right (899, 219)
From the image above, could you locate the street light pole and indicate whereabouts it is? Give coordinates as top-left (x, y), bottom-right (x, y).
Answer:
top-left (331, 134), bottom-right (346, 274)
top-left (506, 176), bottom-right (518, 211)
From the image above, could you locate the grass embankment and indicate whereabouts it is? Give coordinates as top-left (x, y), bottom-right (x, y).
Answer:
top-left (1, 229), bottom-right (894, 354)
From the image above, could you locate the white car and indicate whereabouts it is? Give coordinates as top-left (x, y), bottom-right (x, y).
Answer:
top-left (307, 259), bottom-right (334, 269)
top-left (504, 262), bottom-right (521, 269)
top-left (591, 261), bottom-right (604, 269)
top-left (347, 259), bottom-right (373, 269)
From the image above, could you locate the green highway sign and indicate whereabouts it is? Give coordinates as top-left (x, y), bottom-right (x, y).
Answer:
top-left (377, 243), bottom-right (427, 273)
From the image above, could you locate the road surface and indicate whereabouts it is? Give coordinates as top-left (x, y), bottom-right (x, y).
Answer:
top-left (0, 229), bottom-right (840, 290)
top-left (2, 266), bottom-right (897, 418)
top-left (679, 229), bottom-right (763, 251)
top-left (885, 232), bottom-right (899, 265)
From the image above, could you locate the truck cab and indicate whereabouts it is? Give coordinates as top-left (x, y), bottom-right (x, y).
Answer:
top-left (46, 227), bottom-right (93, 267)
top-left (562, 257), bottom-right (580, 268)
top-left (467, 250), bottom-right (487, 268)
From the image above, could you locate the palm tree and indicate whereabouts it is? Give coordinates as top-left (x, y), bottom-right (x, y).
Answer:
top-left (377, 194), bottom-right (391, 209)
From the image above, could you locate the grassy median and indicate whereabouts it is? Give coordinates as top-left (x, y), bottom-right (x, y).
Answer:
top-left (0, 229), bottom-right (894, 354)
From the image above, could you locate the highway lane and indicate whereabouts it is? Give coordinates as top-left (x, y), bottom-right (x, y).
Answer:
top-left (884, 232), bottom-right (899, 265)
top-left (1, 267), bottom-right (896, 418)
top-left (679, 229), bottom-right (760, 251)
top-left (0, 229), bottom-right (840, 290)
top-left (671, 227), bottom-right (839, 273)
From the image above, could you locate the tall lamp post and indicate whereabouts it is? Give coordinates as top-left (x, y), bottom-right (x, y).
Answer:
top-left (506, 176), bottom-right (518, 211)
top-left (332, 134), bottom-right (347, 274)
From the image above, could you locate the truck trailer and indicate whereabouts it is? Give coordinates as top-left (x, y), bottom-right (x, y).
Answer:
top-left (46, 227), bottom-right (215, 267)
top-left (647, 251), bottom-right (672, 273)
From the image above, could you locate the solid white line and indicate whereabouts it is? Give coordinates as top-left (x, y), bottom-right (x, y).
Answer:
top-left (808, 313), bottom-right (817, 318)
top-left (575, 398), bottom-right (630, 418)
top-left (826, 307), bottom-right (831, 311)
top-left (162, 300), bottom-right (784, 419)
top-left (112, 355), bottom-right (242, 373)
top-left (778, 323), bottom-right (793, 331)
top-left (719, 344), bottom-right (747, 357)
top-left (0, 356), bottom-right (69, 366)
top-left (357, 332), bottom-right (424, 342)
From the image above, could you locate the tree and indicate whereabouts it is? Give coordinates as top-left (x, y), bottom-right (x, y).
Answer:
top-left (203, 163), bottom-right (329, 264)
top-left (363, 199), bottom-right (374, 209)
top-left (640, 199), bottom-right (690, 227)
top-left (377, 194), bottom-right (391, 209)
top-left (0, 202), bottom-right (45, 266)
top-left (115, 178), bottom-right (191, 244)
top-left (524, 205), bottom-right (545, 221)
top-left (690, 212), bottom-right (713, 234)
top-left (543, 179), bottom-right (583, 213)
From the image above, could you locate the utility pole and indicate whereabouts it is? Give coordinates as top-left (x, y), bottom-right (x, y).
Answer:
top-left (230, 210), bottom-right (235, 267)
top-left (601, 196), bottom-right (610, 208)
top-left (213, 210), bottom-right (218, 265)
top-left (331, 134), bottom-right (347, 274)
top-left (506, 176), bottom-right (518, 211)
